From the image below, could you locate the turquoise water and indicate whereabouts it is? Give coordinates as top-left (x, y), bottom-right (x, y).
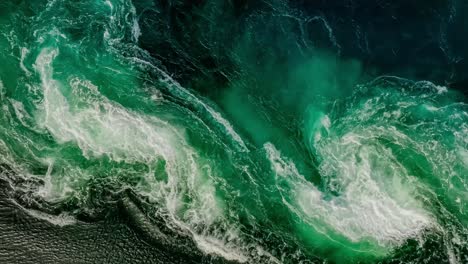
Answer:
top-left (0, 0), bottom-right (466, 263)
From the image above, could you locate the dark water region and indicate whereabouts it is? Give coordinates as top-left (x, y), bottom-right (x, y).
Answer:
top-left (0, 0), bottom-right (467, 263)
top-left (136, 0), bottom-right (468, 90)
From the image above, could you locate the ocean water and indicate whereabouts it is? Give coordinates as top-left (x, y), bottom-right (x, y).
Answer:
top-left (0, 1), bottom-right (466, 263)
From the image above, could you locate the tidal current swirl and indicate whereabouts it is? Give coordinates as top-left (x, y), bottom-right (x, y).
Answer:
top-left (0, 1), bottom-right (466, 263)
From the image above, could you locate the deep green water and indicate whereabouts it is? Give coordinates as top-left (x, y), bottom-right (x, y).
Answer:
top-left (0, 0), bottom-right (466, 263)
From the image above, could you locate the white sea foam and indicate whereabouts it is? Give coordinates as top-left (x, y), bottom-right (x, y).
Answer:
top-left (129, 3), bottom-right (141, 42)
top-left (0, 79), bottom-right (4, 100)
top-left (20, 47), bottom-right (31, 76)
top-left (192, 233), bottom-right (249, 263)
top-left (35, 49), bottom-right (174, 163)
top-left (25, 208), bottom-right (77, 227)
top-left (33, 47), bottom-right (250, 262)
top-left (130, 56), bottom-right (249, 152)
top-left (105, 0), bottom-right (113, 10)
top-left (265, 141), bottom-right (432, 247)
top-left (435, 85), bottom-right (448, 94)
top-left (10, 99), bottom-right (30, 127)
top-left (9, 198), bottom-right (76, 227)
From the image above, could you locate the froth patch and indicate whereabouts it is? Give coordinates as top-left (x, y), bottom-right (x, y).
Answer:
top-left (265, 142), bottom-right (432, 249)
top-left (32, 47), bottom-right (253, 262)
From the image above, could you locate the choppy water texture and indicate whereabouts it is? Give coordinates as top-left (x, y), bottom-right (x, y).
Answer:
top-left (0, 1), bottom-right (467, 263)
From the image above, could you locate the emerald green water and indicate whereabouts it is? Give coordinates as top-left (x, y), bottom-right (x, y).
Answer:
top-left (0, 0), bottom-right (466, 263)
